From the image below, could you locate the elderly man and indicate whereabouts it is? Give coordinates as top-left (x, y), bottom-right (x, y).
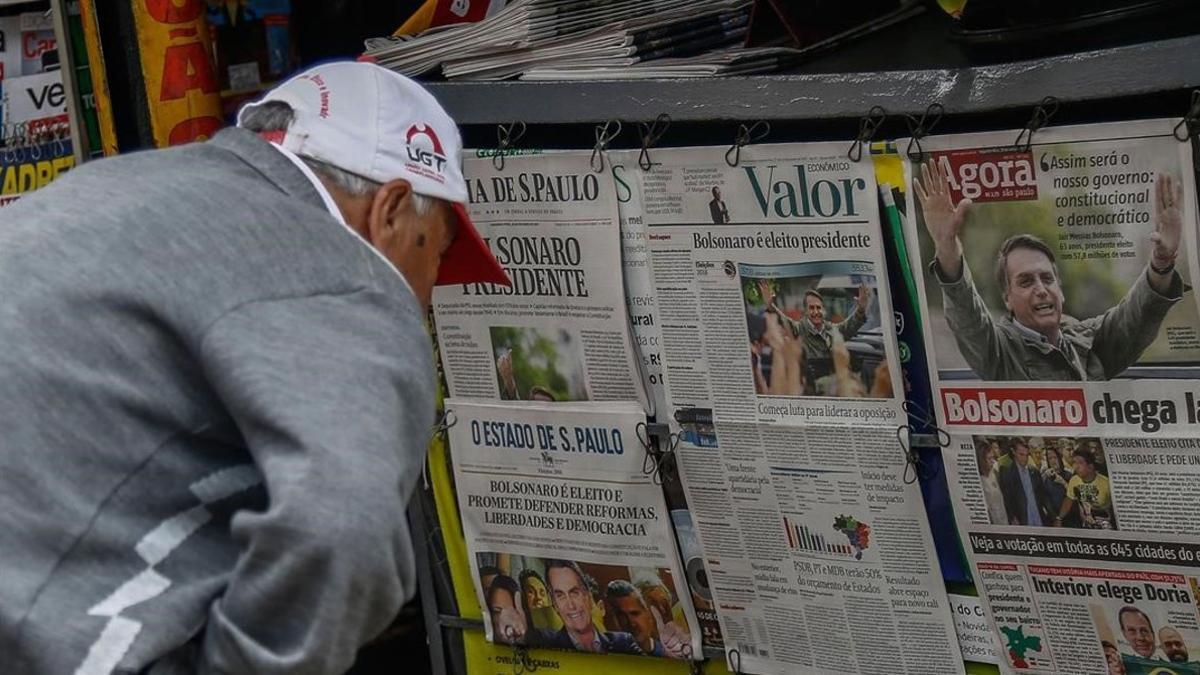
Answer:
top-left (0, 62), bottom-right (508, 673)
top-left (916, 159), bottom-right (1184, 381)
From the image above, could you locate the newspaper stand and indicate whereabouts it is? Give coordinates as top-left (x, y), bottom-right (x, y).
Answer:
top-left (412, 14), bottom-right (1200, 675)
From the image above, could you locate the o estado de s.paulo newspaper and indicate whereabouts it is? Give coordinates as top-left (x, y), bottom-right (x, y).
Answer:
top-left (901, 119), bottom-right (1200, 437)
top-left (946, 431), bottom-right (1200, 675)
top-left (638, 143), bottom-right (962, 674)
top-left (432, 152), bottom-right (647, 409)
top-left (444, 398), bottom-right (702, 660)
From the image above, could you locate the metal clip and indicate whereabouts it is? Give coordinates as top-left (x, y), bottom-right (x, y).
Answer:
top-left (590, 119), bottom-right (622, 173)
top-left (728, 648), bottom-right (743, 675)
top-left (637, 113), bottom-right (671, 171)
top-left (493, 120), bottom-right (527, 171)
top-left (1014, 96), bottom-right (1059, 152)
top-left (512, 643), bottom-right (538, 675)
top-left (1174, 90), bottom-right (1200, 142)
top-left (725, 121), bottom-right (770, 167)
top-left (904, 103), bottom-right (944, 162)
top-left (848, 105), bottom-right (887, 162)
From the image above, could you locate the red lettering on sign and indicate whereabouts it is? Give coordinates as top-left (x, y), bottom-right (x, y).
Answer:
top-left (22, 34), bottom-right (56, 59)
top-left (167, 116), bottom-right (221, 145)
top-left (159, 42), bottom-right (217, 101)
top-left (144, 0), bottom-right (203, 24)
top-left (941, 387), bottom-right (1087, 427)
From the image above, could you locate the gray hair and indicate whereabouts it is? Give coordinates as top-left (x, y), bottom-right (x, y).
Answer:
top-left (239, 100), bottom-right (433, 215)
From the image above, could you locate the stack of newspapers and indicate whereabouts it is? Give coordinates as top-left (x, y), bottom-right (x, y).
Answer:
top-left (364, 0), bottom-right (799, 80)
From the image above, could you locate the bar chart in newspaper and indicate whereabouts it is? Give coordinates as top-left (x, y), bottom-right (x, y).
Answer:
top-left (782, 513), bottom-right (872, 561)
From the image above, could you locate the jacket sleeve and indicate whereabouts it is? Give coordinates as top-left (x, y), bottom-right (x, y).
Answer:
top-left (194, 289), bottom-right (436, 674)
top-left (931, 257), bottom-right (1005, 380)
top-left (836, 306), bottom-right (867, 341)
top-left (1083, 266), bottom-right (1182, 378)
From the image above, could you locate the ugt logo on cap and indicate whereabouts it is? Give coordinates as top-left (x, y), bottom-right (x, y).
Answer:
top-left (406, 124), bottom-right (448, 176)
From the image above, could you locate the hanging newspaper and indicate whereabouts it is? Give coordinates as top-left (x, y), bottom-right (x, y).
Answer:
top-left (945, 432), bottom-right (1200, 674)
top-left (433, 152), bottom-right (647, 409)
top-left (641, 143), bottom-right (906, 428)
top-left (445, 398), bottom-right (702, 660)
top-left (641, 144), bottom-right (962, 674)
top-left (611, 151), bottom-right (670, 418)
top-left (901, 119), bottom-right (1200, 437)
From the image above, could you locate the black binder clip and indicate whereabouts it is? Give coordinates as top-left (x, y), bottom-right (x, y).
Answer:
top-left (689, 659), bottom-right (706, 675)
top-left (1014, 96), bottom-right (1059, 152)
top-left (725, 120), bottom-right (770, 167)
top-left (590, 119), bottom-right (622, 173)
top-left (637, 422), bottom-right (678, 485)
top-left (511, 643), bottom-right (538, 675)
top-left (904, 103), bottom-right (944, 163)
top-left (492, 121), bottom-right (527, 171)
top-left (848, 106), bottom-right (887, 162)
top-left (896, 401), bottom-right (949, 484)
top-left (1174, 90), bottom-right (1200, 142)
top-left (728, 648), bottom-right (744, 675)
top-left (637, 113), bottom-right (671, 171)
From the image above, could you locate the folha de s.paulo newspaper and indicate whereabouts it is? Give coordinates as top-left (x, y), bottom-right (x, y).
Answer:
top-left (636, 143), bottom-right (963, 674)
top-left (432, 152), bottom-right (648, 411)
top-left (444, 399), bottom-right (703, 660)
top-left (901, 119), bottom-right (1200, 438)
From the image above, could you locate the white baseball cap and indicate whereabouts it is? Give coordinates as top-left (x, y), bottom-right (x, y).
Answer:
top-left (237, 61), bottom-right (509, 287)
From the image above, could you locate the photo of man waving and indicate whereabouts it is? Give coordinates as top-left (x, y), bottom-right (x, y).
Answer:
top-left (915, 159), bottom-right (1186, 382)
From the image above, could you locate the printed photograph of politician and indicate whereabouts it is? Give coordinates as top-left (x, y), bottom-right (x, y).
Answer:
top-left (974, 435), bottom-right (1117, 530)
top-left (475, 553), bottom-right (693, 658)
top-left (742, 261), bottom-right (894, 398)
top-left (491, 326), bottom-right (588, 402)
top-left (912, 150), bottom-right (1200, 383)
top-left (1092, 602), bottom-right (1200, 674)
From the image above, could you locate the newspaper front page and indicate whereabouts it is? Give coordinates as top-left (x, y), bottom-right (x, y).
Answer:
top-left (901, 119), bottom-right (1200, 437)
top-left (433, 152), bottom-right (646, 408)
top-left (445, 399), bottom-right (702, 660)
top-left (641, 144), bottom-right (961, 674)
top-left (946, 432), bottom-right (1200, 674)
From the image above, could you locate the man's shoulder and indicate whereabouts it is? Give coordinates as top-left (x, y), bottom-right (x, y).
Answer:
top-left (601, 630), bottom-right (644, 654)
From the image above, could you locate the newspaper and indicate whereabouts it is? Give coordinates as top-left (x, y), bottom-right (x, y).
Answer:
top-left (445, 398), bottom-right (702, 659)
top-left (901, 119), bottom-right (1200, 437)
top-left (638, 144), bottom-right (961, 674)
top-left (945, 432), bottom-right (1200, 674)
top-left (671, 414), bottom-right (963, 674)
top-left (610, 152), bottom-right (669, 418)
top-left (642, 143), bottom-right (906, 428)
top-left (432, 152), bottom-right (647, 409)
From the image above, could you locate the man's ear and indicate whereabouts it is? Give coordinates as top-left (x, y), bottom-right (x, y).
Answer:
top-left (1001, 288), bottom-right (1012, 312)
top-left (367, 178), bottom-right (415, 244)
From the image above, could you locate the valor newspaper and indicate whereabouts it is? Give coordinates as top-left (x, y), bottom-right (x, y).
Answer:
top-left (433, 152), bottom-right (647, 408)
top-left (445, 399), bottom-right (702, 660)
top-left (640, 144), bottom-right (961, 674)
top-left (946, 432), bottom-right (1200, 675)
top-left (901, 119), bottom-right (1200, 437)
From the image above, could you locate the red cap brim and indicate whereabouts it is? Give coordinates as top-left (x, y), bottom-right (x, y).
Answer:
top-left (436, 202), bottom-right (512, 286)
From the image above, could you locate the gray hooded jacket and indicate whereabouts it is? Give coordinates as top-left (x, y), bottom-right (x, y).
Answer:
top-left (0, 128), bottom-right (435, 673)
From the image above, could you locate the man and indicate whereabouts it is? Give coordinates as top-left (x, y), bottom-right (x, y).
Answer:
top-left (1120, 606), bottom-right (1157, 660)
top-left (487, 575), bottom-right (531, 645)
top-left (497, 350), bottom-right (559, 402)
top-left (916, 159), bottom-right (1185, 381)
top-left (1052, 447), bottom-right (1114, 529)
top-left (997, 440), bottom-right (1051, 526)
top-left (1160, 626), bottom-right (1189, 663)
top-left (757, 279), bottom-right (872, 391)
top-left (544, 560), bottom-right (642, 655)
top-left (0, 62), bottom-right (509, 673)
top-left (709, 186), bottom-right (730, 223)
top-left (480, 565), bottom-right (503, 595)
top-left (606, 580), bottom-right (690, 658)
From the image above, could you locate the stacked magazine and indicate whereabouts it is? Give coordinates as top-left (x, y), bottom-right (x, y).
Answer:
top-left (363, 0), bottom-right (796, 80)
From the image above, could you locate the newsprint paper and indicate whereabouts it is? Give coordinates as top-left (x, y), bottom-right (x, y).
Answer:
top-left (946, 432), bottom-right (1200, 674)
top-left (901, 119), bottom-right (1200, 437)
top-left (640, 144), bottom-right (962, 674)
top-left (445, 399), bottom-right (702, 660)
top-left (433, 152), bottom-right (647, 409)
